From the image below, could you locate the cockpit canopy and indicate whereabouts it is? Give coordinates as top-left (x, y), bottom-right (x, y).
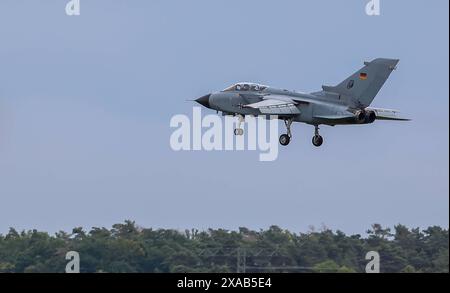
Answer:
top-left (222, 82), bottom-right (268, 92)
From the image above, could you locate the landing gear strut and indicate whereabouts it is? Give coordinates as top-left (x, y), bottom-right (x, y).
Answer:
top-left (312, 125), bottom-right (324, 147)
top-left (234, 115), bottom-right (244, 136)
top-left (279, 119), bottom-right (293, 146)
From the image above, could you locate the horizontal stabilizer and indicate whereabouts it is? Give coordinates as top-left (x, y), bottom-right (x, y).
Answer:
top-left (367, 107), bottom-right (411, 121)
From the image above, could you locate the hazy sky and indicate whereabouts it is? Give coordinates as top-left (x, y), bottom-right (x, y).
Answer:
top-left (0, 0), bottom-right (448, 235)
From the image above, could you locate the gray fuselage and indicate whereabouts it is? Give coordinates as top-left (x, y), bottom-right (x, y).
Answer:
top-left (204, 85), bottom-right (356, 126)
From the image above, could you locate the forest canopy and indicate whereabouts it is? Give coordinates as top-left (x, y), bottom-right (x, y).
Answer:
top-left (0, 221), bottom-right (448, 273)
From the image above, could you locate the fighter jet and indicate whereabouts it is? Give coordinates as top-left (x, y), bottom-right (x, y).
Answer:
top-left (195, 58), bottom-right (409, 147)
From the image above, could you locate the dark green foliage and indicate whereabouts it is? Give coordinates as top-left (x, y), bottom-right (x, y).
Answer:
top-left (0, 222), bottom-right (447, 273)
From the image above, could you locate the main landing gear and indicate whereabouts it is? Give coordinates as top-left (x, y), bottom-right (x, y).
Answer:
top-left (279, 121), bottom-right (324, 147)
top-left (279, 119), bottom-right (293, 146)
top-left (234, 116), bottom-right (325, 147)
top-left (312, 125), bottom-right (324, 147)
top-left (234, 115), bottom-right (244, 136)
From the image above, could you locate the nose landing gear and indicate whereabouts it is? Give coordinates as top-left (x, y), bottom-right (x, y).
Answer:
top-left (279, 134), bottom-right (290, 146)
top-left (234, 115), bottom-right (245, 136)
top-left (234, 128), bottom-right (244, 136)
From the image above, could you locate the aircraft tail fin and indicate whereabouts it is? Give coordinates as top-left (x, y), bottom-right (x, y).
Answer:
top-left (322, 58), bottom-right (399, 108)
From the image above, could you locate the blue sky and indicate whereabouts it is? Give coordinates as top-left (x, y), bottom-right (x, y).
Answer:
top-left (0, 0), bottom-right (448, 235)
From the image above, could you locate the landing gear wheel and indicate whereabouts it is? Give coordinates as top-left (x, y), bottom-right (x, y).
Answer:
top-left (279, 119), bottom-right (293, 146)
top-left (234, 115), bottom-right (245, 136)
top-left (234, 128), bottom-right (244, 136)
top-left (312, 135), bottom-right (323, 147)
top-left (279, 134), bottom-right (291, 146)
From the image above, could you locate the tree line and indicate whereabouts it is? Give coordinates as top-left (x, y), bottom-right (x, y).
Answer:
top-left (0, 221), bottom-right (448, 273)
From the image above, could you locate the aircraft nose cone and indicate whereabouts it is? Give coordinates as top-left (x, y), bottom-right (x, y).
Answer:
top-left (195, 94), bottom-right (211, 108)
